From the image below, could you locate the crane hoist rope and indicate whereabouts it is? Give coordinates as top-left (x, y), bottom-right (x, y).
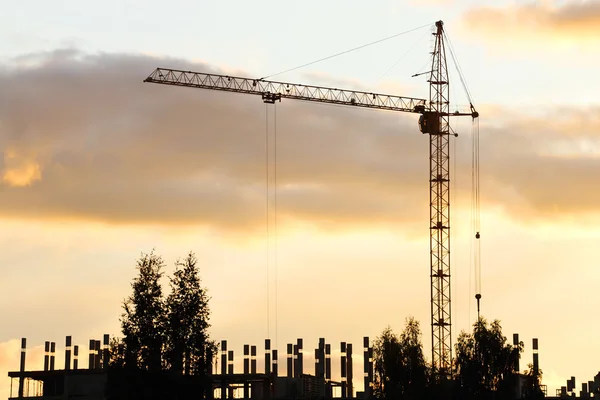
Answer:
top-left (265, 103), bottom-right (270, 341)
top-left (273, 103), bottom-right (279, 350)
top-left (143, 20), bottom-right (479, 378)
top-left (444, 25), bottom-right (483, 319)
top-left (472, 117), bottom-right (482, 318)
top-left (265, 102), bottom-right (280, 348)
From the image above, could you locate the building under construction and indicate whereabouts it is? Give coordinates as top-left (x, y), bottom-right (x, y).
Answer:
top-left (8, 332), bottom-right (598, 399)
top-left (7, 335), bottom-right (375, 400)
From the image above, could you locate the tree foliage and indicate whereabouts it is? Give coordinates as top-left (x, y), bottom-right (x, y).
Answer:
top-left (373, 317), bottom-right (429, 400)
top-left (117, 249), bottom-right (216, 377)
top-left (121, 250), bottom-right (166, 372)
top-left (108, 337), bottom-right (126, 369)
top-left (164, 251), bottom-right (217, 375)
top-left (454, 318), bottom-right (523, 400)
top-left (521, 363), bottom-right (544, 400)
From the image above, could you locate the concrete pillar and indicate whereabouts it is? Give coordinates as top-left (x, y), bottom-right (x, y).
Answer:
top-left (287, 344), bottom-right (293, 378)
top-left (265, 339), bottom-right (271, 375)
top-left (65, 336), bottom-right (72, 370)
top-left (44, 341), bottom-right (50, 371)
top-left (228, 350), bottom-right (234, 374)
top-left (532, 338), bottom-right (539, 375)
top-left (244, 345), bottom-right (250, 373)
top-left (325, 344), bottom-right (332, 398)
top-left (317, 339), bottom-right (325, 378)
top-left (73, 345), bottom-right (79, 370)
top-left (220, 340), bottom-right (227, 400)
top-left (94, 340), bottom-right (101, 369)
top-left (272, 349), bottom-right (278, 398)
top-left (272, 349), bottom-right (278, 376)
top-left (244, 345), bottom-right (250, 399)
top-left (318, 338), bottom-right (325, 397)
top-left (513, 334), bottom-right (519, 373)
top-left (18, 338), bottom-right (26, 399)
top-left (228, 350), bottom-right (234, 399)
top-left (50, 342), bottom-right (56, 371)
top-left (368, 346), bottom-right (374, 395)
top-left (341, 342), bottom-right (347, 398)
top-left (568, 377), bottom-right (575, 393)
top-left (293, 345), bottom-right (299, 378)
top-left (251, 345), bottom-right (257, 374)
top-left (363, 337), bottom-right (370, 399)
top-left (88, 340), bottom-right (95, 369)
top-left (297, 339), bottom-right (303, 377)
top-left (347, 343), bottom-right (353, 398)
top-left (103, 335), bottom-right (110, 370)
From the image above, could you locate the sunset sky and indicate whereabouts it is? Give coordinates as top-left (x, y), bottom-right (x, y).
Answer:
top-left (1, 0), bottom-right (599, 397)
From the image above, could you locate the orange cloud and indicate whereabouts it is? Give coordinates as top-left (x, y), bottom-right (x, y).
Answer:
top-left (2, 148), bottom-right (42, 187)
top-left (0, 340), bottom-right (44, 399)
top-left (0, 50), bottom-right (598, 234)
top-left (462, 1), bottom-right (600, 44)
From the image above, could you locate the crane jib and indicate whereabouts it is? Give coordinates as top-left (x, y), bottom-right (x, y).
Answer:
top-left (144, 69), bottom-right (430, 114)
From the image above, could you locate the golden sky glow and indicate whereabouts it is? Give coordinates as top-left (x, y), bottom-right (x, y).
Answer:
top-left (462, 1), bottom-right (600, 45)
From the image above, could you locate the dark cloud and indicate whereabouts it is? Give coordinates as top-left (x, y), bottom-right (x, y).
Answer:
top-left (0, 50), bottom-right (598, 233)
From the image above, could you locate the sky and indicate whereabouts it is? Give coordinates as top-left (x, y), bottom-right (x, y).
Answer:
top-left (1, 0), bottom-right (599, 397)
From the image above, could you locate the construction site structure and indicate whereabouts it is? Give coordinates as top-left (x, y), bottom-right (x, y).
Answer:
top-left (143, 20), bottom-right (480, 376)
top-left (8, 332), bottom-right (572, 400)
top-left (556, 372), bottom-right (600, 399)
top-left (7, 334), bottom-right (375, 400)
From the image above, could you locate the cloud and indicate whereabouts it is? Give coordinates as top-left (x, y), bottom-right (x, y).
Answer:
top-left (2, 147), bottom-right (42, 187)
top-left (0, 339), bottom-right (44, 399)
top-left (462, 1), bottom-right (600, 44)
top-left (0, 49), bottom-right (598, 234)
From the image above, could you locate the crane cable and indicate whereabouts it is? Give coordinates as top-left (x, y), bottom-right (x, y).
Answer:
top-left (375, 27), bottom-right (431, 86)
top-left (444, 28), bottom-right (482, 319)
top-left (259, 23), bottom-right (432, 80)
top-left (472, 117), bottom-right (481, 319)
top-left (265, 102), bottom-right (280, 347)
top-left (266, 103), bottom-right (270, 340)
top-left (274, 103), bottom-right (279, 350)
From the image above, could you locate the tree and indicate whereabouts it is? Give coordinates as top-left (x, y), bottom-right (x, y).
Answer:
top-left (120, 250), bottom-right (166, 372)
top-left (454, 317), bottom-right (523, 400)
top-left (373, 326), bottom-right (402, 399)
top-left (108, 337), bottom-right (126, 369)
top-left (521, 363), bottom-right (544, 400)
top-left (373, 318), bottom-right (429, 399)
top-left (164, 251), bottom-right (217, 375)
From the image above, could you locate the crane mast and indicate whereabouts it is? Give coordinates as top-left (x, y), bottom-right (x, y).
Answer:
top-left (143, 20), bottom-right (477, 376)
top-left (428, 20), bottom-right (452, 376)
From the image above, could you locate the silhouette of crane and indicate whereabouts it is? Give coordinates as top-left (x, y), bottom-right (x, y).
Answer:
top-left (143, 20), bottom-right (479, 378)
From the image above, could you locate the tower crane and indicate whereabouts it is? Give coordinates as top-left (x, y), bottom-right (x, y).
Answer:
top-left (143, 20), bottom-right (479, 377)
